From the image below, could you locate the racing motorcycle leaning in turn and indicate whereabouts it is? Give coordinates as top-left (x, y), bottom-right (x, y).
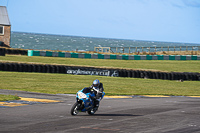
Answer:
top-left (71, 87), bottom-right (105, 115)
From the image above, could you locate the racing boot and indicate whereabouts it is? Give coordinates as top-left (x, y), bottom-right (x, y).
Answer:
top-left (94, 100), bottom-right (99, 111)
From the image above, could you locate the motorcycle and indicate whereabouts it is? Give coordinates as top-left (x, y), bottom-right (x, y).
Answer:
top-left (71, 87), bottom-right (105, 116)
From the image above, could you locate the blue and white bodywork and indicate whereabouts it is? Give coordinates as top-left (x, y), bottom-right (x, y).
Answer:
top-left (71, 88), bottom-right (105, 115)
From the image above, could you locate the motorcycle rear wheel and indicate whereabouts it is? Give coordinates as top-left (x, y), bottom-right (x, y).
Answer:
top-left (71, 102), bottom-right (80, 116)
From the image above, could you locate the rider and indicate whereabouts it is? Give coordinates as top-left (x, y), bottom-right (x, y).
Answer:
top-left (83, 79), bottom-right (104, 108)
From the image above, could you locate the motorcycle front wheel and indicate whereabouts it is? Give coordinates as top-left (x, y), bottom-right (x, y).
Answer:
top-left (87, 107), bottom-right (98, 115)
top-left (71, 102), bottom-right (80, 116)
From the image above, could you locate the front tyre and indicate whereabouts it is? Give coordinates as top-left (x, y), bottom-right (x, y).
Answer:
top-left (71, 102), bottom-right (80, 116)
top-left (87, 107), bottom-right (98, 115)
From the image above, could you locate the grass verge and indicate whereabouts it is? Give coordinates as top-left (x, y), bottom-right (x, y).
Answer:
top-left (0, 71), bottom-right (200, 96)
top-left (0, 94), bottom-right (20, 101)
top-left (0, 55), bottom-right (200, 72)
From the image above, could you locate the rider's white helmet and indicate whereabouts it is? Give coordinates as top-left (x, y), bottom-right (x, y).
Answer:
top-left (93, 79), bottom-right (100, 89)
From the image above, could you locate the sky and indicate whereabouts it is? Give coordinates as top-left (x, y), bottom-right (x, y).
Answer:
top-left (1, 0), bottom-right (200, 44)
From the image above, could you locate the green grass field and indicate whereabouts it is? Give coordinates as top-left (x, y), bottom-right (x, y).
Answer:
top-left (0, 55), bottom-right (200, 72)
top-left (0, 55), bottom-right (200, 98)
top-left (0, 94), bottom-right (20, 101)
top-left (0, 71), bottom-right (200, 96)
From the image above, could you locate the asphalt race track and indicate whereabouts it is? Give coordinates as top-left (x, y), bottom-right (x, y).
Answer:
top-left (1, 89), bottom-right (200, 133)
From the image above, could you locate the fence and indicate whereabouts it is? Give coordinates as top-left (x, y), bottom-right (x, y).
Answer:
top-left (94, 46), bottom-right (200, 54)
top-left (27, 50), bottom-right (200, 60)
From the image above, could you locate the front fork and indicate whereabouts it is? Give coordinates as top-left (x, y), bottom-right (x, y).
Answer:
top-left (76, 99), bottom-right (84, 110)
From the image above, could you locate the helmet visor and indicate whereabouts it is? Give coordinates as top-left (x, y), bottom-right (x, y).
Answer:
top-left (93, 84), bottom-right (98, 87)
